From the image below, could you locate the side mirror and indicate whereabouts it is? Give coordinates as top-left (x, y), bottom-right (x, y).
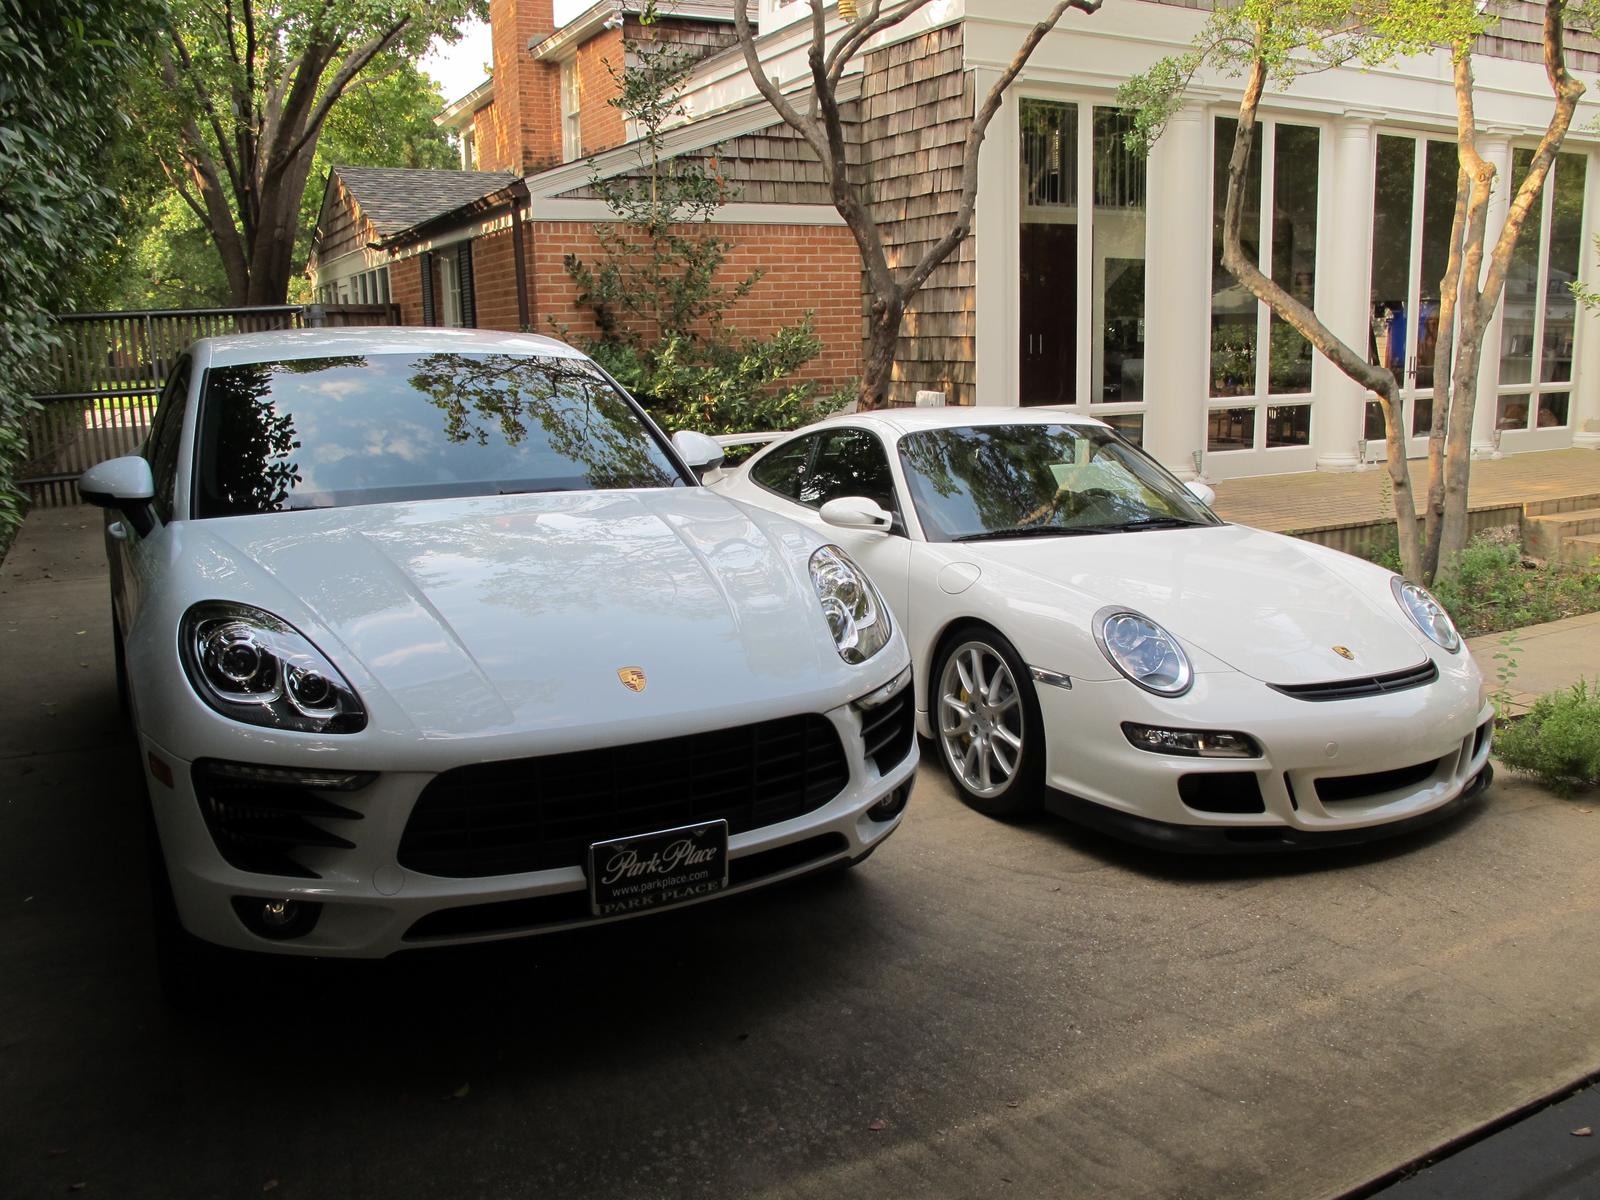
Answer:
top-left (819, 496), bottom-right (894, 533)
top-left (1185, 480), bottom-right (1216, 508)
top-left (78, 456), bottom-right (157, 536)
top-left (671, 430), bottom-right (726, 472)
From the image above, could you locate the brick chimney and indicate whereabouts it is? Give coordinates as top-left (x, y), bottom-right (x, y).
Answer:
top-left (488, 0), bottom-right (561, 174)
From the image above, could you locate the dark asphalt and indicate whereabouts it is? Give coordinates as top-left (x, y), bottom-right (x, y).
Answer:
top-left (5, 507), bottom-right (1600, 1200)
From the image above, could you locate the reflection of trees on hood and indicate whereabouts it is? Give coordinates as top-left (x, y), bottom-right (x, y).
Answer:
top-left (407, 353), bottom-right (675, 490)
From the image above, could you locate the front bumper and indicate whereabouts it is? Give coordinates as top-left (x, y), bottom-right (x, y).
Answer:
top-left (1032, 652), bottom-right (1493, 849)
top-left (141, 696), bottom-right (917, 958)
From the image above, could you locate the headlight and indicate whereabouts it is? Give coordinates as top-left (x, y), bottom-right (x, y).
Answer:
top-left (809, 545), bottom-right (892, 664)
top-left (180, 601), bottom-right (366, 733)
top-left (1391, 577), bottom-right (1460, 652)
top-left (1093, 606), bottom-right (1193, 696)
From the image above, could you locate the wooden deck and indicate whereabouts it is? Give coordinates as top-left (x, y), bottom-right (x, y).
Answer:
top-left (1209, 448), bottom-right (1600, 546)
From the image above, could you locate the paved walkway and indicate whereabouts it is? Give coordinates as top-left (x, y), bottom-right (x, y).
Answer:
top-left (1211, 447), bottom-right (1600, 534)
top-left (1468, 611), bottom-right (1600, 715)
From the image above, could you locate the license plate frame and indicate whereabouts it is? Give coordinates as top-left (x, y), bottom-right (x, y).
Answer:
top-left (587, 820), bottom-right (730, 917)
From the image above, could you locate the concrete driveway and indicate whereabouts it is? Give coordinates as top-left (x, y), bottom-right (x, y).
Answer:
top-left (4, 508), bottom-right (1600, 1199)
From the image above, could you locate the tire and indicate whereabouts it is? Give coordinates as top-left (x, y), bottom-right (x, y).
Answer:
top-left (932, 627), bottom-right (1045, 818)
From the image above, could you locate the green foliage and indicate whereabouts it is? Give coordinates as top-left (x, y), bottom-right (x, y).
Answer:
top-left (0, 0), bottom-right (161, 556)
top-left (1117, 0), bottom-right (1491, 154)
top-left (1495, 678), bottom-right (1600, 795)
top-left (1358, 533), bottom-right (1600, 636)
top-left (588, 321), bottom-right (850, 438)
top-left (1489, 629), bottom-right (1522, 718)
top-left (563, 10), bottom-right (832, 438)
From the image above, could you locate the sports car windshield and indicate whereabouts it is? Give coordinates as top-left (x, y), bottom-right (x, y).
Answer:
top-left (191, 352), bottom-right (686, 518)
top-left (898, 424), bottom-right (1222, 543)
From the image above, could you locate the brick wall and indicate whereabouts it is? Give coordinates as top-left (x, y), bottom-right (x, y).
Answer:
top-left (489, 0), bottom-right (560, 173)
top-left (390, 255), bottom-right (425, 326)
top-left (575, 27), bottom-right (627, 156)
top-left (469, 226), bottom-right (525, 331)
top-left (530, 221), bottom-right (862, 386)
top-left (471, 99), bottom-right (501, 171)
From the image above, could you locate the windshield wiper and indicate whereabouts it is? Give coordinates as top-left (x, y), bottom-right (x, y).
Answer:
top-left (1116, 516), bottom-right (1208, 531)
top-left (953, 526), bottom-right (1115, 543)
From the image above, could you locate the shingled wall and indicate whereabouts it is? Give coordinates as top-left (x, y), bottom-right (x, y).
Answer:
top-left (858, 23), bottom-right (974, 407)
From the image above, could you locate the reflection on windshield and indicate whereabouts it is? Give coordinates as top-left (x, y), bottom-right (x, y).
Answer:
top-left (193, 353), bottom-right (684, 518)
top-left (897, 424), bottom-right (1220, 542)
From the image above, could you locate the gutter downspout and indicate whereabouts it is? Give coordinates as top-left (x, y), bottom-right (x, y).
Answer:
top-left (510, 179), bottom-right (532, 331)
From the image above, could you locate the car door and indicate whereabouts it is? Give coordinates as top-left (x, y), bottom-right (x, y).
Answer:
top-left (114, 358), bottom-right (191, 635)
top-left (748, 427), bottom-right (912, 622)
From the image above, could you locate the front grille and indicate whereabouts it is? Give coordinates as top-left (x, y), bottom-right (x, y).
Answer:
top-left (1178, 771), bottom-right (1266, 814)
top-left (402, 833), bottom-right (850, 940)
top-left (1315, 757), bottom-right (1444, 804)
top-left (399, 714), bottom-right (850, 878)
top-left (192, 760), bottom-right (368, 879)
top-left (860, 686), bottom-right (915, 775)
top-left (1267, 660), bottom-right (1438, 702)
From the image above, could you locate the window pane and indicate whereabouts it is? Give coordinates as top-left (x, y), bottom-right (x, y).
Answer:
top-left (750, 435), bottom-right (816, 500)
top-left (1498, 148), bottom-right (1539, 385)
top-left (1496, 393), bottom-right (1531, 431)
top-left (1093, 107), bottom-right (1146, 403)
top-left (1268, 124), bottom-right (1318, 394)
top-left (1212, 117), bottom-right (1261, 397)
top-left (1370, 136), bottom-right (1414, 382)
top-left (1365, 400), bottom-right (1385, 442)
top-left (1020, 101), bottom-right (1078, 406)
top-left (803, 429), bottom-right (896, 511)
top-left (1542, 152), bottom-right (1586, 383)
top-left (1099, 412), bottom-right (1143, 445)
top-left (1208, 406), bottom-right (1255, 452)
top-left (1415, 140), bottom-right (1459, 393)
top-left (1266, 404), bottom-right (1310, 447)
top-left (1537, 392), bottom-right (1570, 427)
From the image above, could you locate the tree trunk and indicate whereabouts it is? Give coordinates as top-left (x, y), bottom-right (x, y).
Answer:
top-left (859, 298), bottom-right (902, 410)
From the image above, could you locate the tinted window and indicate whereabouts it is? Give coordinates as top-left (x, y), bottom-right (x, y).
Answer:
top-left (802, 429), bottom-right (897, 512)
top-left (191, 352), bottom-right (686, 519)
top-left (144, 360), bottom-right (191, 523)
top-left (898, 424), bottom-right (1220, 542)
top-left (749, 434), bottom-right (819, 501)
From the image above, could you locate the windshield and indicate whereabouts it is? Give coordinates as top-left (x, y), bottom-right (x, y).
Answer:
top-left (190, 352), bottom-right (686, 518)
top-left (897, 424), bottom-right (1222, 543)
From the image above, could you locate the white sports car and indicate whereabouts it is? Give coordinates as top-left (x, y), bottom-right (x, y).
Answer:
top-left (710, 407), bottom-right (1493, 850)
top-left (78, 328), bottom-right (915, 998)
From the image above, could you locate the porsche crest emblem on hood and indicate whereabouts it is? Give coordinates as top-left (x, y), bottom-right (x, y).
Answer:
top-left (1332, 645), bottom-right (1356, 661)
top-left (617, 666), bottom-right (647, 693)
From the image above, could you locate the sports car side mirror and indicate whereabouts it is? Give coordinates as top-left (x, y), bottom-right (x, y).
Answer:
top-left (671, 430), bottom-right (726, 472)
top-left (78, 455), bottom-right (157, 536)
top-left (820, 496), bottom-right (894, 533)
top-left (1185, 480), bottom-right (1216, 508)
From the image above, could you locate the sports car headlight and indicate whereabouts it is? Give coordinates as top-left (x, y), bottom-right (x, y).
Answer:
top-left (1093, 606), bottom-right (1193, 696)
top-left (1391, 577), bottom-right (1461, 652)
top-left (809, 545), bottom-right (892, 664)
top-left (180, 601), bottom-right (366, 733)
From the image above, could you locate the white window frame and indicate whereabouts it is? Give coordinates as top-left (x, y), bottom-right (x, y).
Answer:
top-left (561, 58), bottom-right (582, 163)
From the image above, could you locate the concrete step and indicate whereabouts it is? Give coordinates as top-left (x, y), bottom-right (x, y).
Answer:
top-left (1525, 492), bottom-right (1600, 517)
top-left (1524, 506), bottom-right (1600, 559)
top-left (1561, 533), bottom-right (1600, 570)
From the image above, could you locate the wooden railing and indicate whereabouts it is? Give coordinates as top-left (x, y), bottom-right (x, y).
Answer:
top-left (19, 303), bottom-right (399, 507)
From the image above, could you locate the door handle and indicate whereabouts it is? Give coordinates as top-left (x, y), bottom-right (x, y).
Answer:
top-left (108, 521), bottom-right (128, 541)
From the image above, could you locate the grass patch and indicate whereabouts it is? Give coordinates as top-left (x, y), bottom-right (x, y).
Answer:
top-left (1356, 531), bottom-right (1600, 637)
top-left (1495, 678), bottom-right (1600, 795)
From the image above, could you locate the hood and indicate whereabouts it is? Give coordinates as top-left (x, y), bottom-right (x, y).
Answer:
top-left (970, 524), bottom-right (1430, 685)
top-left (182, 491), bottom-right (863, 740)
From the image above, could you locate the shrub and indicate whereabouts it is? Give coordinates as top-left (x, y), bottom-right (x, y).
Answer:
top-left (1495, 679), bottom-right (1600, 796)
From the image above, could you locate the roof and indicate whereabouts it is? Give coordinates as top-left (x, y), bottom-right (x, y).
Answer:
top-left (191, 328), bottom-right (586, 369)
top-left (330, 167), bottom-right (519, 237)
top-left (531, 0), bottom-right (736, 60)
top-left (801, 406), bottom-right (1112, 439)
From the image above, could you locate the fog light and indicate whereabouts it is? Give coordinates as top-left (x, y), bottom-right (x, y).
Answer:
top-left (231, 895), bottom-right (321, 940)
top-left (1122, 723), bottom-right (1261, 758)
top-left (866, 781), bottom-right (911, 822)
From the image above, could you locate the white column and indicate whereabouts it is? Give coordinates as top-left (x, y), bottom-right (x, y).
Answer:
top-left (1314, 116), bottom-right (1378, 472)
top-left (1473, 136), bottom-right (1514, 458)
top-left (1574, 146), bottom-right (1600, 449)
top-left (973, 69), bottom-right (1013, 409)
top-left (1141, 102), bottom-right (1211, 479)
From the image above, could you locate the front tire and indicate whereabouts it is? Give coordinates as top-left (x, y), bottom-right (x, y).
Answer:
top-left (933, 628), bottom-right (1045, 817)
